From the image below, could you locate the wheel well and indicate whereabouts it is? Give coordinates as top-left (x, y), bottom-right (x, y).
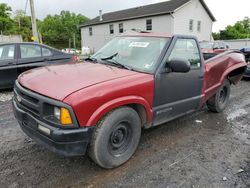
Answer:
top-left (227, 67), bottom-right (246, 84)
top-left (96, 104), bottom-right (149, 128)
top-left (128, 104), bottom-right (148, 127)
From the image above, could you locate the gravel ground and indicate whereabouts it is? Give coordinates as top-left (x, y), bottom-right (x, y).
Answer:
top-left (0, 90), bottom-right (13, 102)
top-left (0, 81), bottom-right (249, 188)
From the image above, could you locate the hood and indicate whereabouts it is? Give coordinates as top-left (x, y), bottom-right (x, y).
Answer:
top-left (18, 62), bottom-right (138, 101)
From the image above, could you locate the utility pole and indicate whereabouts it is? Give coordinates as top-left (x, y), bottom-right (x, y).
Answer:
top-left (69, 38), bottom-right (71, 49)
top-left (73, 33), bottom-right (76, 49)
top-left (30, 0), bottom-right (39, 42)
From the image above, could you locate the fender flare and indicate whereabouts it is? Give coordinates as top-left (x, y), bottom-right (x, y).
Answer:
top-left (86, 96), bottom-right (153, 126)
top-left (220, 63), bottom-right (246, 84)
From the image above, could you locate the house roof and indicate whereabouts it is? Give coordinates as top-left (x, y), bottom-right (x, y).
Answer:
top-left (81, 0), bottom-right (216, 27)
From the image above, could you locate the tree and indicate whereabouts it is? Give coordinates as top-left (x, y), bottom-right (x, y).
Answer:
top-left (39, 11), bottom-right (89, 49)
top-left (0, 3), bottom-right (14, 34)
top-left (213, 17), bottom-right (250, 40)
top-left (10, 10), bottom-right (33, 41)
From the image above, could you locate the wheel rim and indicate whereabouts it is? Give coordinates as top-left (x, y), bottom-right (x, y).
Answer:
top-left (108, 121), bottom-right (132, 156)
top-left (219, 86), bottom-right (227, 104)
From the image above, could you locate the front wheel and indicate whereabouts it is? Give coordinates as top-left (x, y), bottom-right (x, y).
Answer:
top-left (88, 107), bottom-right (141, 169)
top-left (207, 79), bottom-right (231, 113)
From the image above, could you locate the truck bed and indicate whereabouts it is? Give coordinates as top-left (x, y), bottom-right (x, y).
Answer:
top-left (203, 50), bottom-right (246, 102)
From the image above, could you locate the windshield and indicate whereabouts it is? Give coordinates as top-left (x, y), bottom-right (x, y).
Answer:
top-left (92, 36), bottom-right (169, 73)
top-left (200, 42), bottom-right (214, 49)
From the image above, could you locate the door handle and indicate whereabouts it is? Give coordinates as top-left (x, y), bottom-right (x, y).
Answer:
top-left (8, 62), bottom-right (14, 65)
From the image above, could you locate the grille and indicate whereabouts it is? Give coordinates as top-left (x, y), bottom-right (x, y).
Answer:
top-left (14, 84), bottom-right (41, 118)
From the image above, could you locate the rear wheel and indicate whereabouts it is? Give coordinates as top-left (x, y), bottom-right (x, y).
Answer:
top-left (88, 107), bottom-right (141, 169)
top-left (207, 79), bottom-right (231, 113)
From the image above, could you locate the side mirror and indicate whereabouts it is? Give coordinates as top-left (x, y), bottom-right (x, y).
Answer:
top-left (167, 58), bottom-right (191, 73)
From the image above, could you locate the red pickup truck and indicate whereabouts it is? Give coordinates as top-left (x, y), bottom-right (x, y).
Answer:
top-left (13, 32), bottom-right (246, 169)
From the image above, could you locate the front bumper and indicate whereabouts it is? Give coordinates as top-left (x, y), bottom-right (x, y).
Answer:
top-left (13, 100), bottom-right (94, 157)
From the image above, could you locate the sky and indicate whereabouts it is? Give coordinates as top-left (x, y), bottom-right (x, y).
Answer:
top-left (1, 0), bottom-right (250, 32)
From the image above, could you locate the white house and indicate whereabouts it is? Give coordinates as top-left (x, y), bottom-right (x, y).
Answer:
top-left (80, 0), bottom-right (216, 52)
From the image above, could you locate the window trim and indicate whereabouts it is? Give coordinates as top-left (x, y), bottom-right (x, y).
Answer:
top-left (146, 19), bottom-right (152, 31)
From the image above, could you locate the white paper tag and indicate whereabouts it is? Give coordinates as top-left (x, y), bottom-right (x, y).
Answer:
top-left (129, 42), bottom-right (150, 48)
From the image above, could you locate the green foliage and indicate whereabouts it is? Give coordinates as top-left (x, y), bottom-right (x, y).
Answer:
top-left (38, 11), bottom-right (89, 49)
top-left (0, 3), bottom-right (11, 17)
top-left (213, 17), bottom-right (250, 40)
top-left (0, 3), bottom-right (14, 34)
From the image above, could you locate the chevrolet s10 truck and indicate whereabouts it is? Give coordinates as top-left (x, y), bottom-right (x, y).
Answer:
top-left (13, 32), bottom-right (247, 169)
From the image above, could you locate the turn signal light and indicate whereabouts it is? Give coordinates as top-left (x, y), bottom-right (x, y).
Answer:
top-left (60, 108), bottom-right (73, 125)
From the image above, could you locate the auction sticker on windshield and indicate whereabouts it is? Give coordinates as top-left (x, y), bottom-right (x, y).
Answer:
top-left (129, 42), bottom-right (150, 48)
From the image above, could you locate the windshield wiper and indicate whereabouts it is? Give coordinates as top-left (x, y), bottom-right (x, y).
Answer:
top-left (100, 53), bottom-right (134, 71)
top-left (102, 59), bottom-right (133, 71)
top-left (101, 53), bottom-right (118, 61)
top-left (85, 57), bottom-right (98, 63)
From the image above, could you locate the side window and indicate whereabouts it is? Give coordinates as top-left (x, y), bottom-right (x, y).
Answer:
top-left (89, 27), bottom-right (93, 36)
top-left (119, 23), bottom-right (124, 33)
top-left (197, 21), bottom-right (201, 32)
top-left (109, 24), bottom-right (114, 34)
top-left (20, 45), bottom-right (42, 58)
top-left (0, 45), bottom-right (15, 61)
top-left (168, 38), bottom-right (201, 69)
top-left (42, 47), bottom-right (52, 56)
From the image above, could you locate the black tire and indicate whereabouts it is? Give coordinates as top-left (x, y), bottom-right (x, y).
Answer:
top-left (88, 107), bottom-right (141, 169)
top-left (206, 79), bottom-right (231, 113)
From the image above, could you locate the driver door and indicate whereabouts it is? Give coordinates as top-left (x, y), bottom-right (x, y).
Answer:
top-left (153, 37), bottom-right (204, 126)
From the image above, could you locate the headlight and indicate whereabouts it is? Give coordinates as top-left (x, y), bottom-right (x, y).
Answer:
top-left (54, 107), bottom-right (73, 125)
top-left (54, 107), bottom-right (61, 120)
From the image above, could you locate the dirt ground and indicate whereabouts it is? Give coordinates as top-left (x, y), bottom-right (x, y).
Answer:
top-left (0, 81), bottom-right (249, 188)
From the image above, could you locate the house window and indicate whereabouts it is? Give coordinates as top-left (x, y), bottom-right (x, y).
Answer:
top-left (189, 19), bottom-right (193, 32)
top-left (89, 27), bottom-right (93, 36)
top-left (109, 24), bottom-right (114, 34)
top-left (119, 23), bottom-right (124, 33)
top-left (146, 19), bottom-right (152, 31)
top-left (197, 21), bottom-right (201, 32)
